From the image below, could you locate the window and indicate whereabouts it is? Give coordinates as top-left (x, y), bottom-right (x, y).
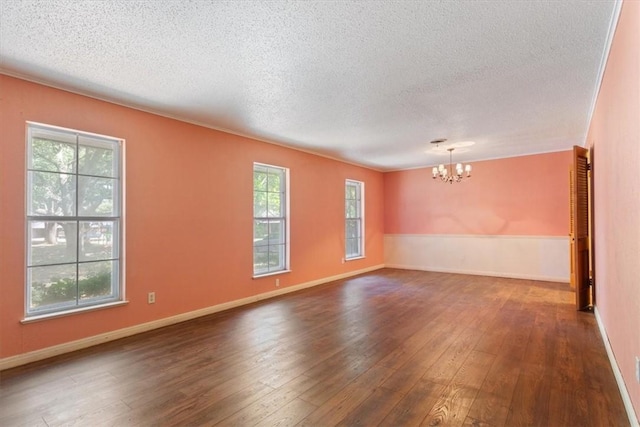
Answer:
top-left (345, 180), bottom-right (364, 259)
top-left (26, 123), bottom-right (123, 317)
top-left (253, 163), bottom-right (289, 276)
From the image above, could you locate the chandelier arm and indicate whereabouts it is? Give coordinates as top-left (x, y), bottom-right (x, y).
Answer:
top-left (430, 146), bottom-right (472, 184)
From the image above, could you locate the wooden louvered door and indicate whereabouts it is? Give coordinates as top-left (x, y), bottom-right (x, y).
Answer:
top-left (571, 146), bottom-right (591, 310)
top-left (569, 169), bottom-right (576, 290)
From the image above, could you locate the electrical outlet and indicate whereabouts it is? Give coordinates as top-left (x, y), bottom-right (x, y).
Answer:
top-left (275, 278), bottom-right (280, 287)
top-left (636, 356), bottom-right (640, 383)
top-left (148, 292), bottom-right (156, 304)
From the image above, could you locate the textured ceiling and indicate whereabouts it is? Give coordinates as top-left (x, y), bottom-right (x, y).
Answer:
top-left (0, 1), bottom-right (618, 170)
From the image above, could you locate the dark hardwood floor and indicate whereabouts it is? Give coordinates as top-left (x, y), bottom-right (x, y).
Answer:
top-left (0, 269), bottom-right (630, 426)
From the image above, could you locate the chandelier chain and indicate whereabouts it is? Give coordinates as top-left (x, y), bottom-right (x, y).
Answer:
top-left (432, 147), bottom-right (472, 183)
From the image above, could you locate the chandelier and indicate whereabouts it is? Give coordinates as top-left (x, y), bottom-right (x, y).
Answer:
top-left (432, 147), bottom-right (472, 183)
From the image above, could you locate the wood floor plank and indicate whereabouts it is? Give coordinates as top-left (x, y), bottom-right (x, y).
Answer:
top-left (0, 415), bottom-right (49, 427)
top-left (377, 317), bottom-right (458, 372)
top-left (298, 364), bottom-right (394, 425)
top-left (379, 358), bottom-right (429, 398)
top-left (156, 381), bottom-right (274, 426)
top-left (420, 384), bottom-right (479, 427)
top-left (335, 387), bottom-right (405, 427)
top-left (504, 363), bottom-right (552, 426)
top-left (451, 350), bottom-right (495, 390)
top-left (0, 269), bottom-right (630, 427)
top-left (548, 385), bottom-right (590, 427)
top-left (465, 390), bottom-right (510, 427)
top-left (45, 400), bottom-right (131, 427)
top-left (466, 357), bottom-right (521, 426)
top-left (378, 378), bottom-right (446, 426)
top-left (216, 374), bottom-right (318, 426)
top-left (420, 326), bottom-right (483, 386)
top-left (462, 415), bottom-right (494, 426)
top-left (253, 398), bottom-right (317, 427)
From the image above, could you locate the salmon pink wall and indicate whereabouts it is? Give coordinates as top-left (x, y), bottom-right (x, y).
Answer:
top-left (384, 151), bottom-right (571, 236)
top-left (588, 0), bottom-right (640, 421)
top-left (0, 75), bottom-right (384, 360)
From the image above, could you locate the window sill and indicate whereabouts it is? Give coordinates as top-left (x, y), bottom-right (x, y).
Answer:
top-left (253, 270), bottom-right (292, 279)
top-left (345, 256), bottom-right (366, 262)
top-left (21, 300), bottom-right (129, 324)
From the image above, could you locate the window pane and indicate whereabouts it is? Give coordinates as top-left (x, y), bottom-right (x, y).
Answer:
top-left (346, 185), bottom-right (356, 200)
top-left (268, 245), bottom-right (284, 269)
top-left (267, 193), bottom-right (282, 217)
top-left (78, 260), bottom-right (117, 302)
top-left (254, 192), bottom-right (267, 217)
top-left (78, 138), bottom-right (118, 178)
top-left (28, 171), bottom-right (76, 216)
top-left (28, 221), bottom-right (77, 266)
top-left (346, 220), bottom-right (358, 239)
top-left (254, 170), bottom-right (267, 191)
top-left (346, 239), bottom-right (360, 258)
top-left (30, 138), bottom-right (76, 173)
top-left (80, 221), bottom-right (118, 262)
top-left (254, 220), bottom-right (269, 244)
top-left (28, 264), bottom-right (77, 312)
top-left (78, 176), bottom-right (117, 216)
top-left (268, 220), bottom-right (283, 245)
top-left (254, 246), bottom-right (268, 274)
top-left (346, 200), bottom-right (357, 218)
top-left (346, 239), bottom-right (354, 257)
top-left (267, 171), bottom-right (281, 192)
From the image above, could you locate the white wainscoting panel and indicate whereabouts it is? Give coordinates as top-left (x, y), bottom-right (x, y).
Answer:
top-left (385, 234), bottom-right (569, 282)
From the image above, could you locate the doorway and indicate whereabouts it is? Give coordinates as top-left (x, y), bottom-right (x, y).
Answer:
top-left (569, 145), bottom-right (593, 311)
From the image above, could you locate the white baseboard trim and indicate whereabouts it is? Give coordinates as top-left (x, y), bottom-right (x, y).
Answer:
top-left (385, 263), bottom-right (567, 283)
top-left (594, 306), bottom-right (640, 427)
top-left (0, 264), bottom-right (384, 371)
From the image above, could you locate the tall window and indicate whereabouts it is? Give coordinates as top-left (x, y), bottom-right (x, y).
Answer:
top-left (253, 163), bottom-right (289, 276)
top-left (26, 123), bottom-right (123, 317)
top-left (345, 180), bottom-right (364, 259)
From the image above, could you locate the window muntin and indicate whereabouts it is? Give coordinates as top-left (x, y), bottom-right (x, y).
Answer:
top-left (26, 123), bottom-right (123, 317)
top-left (345, 180), bottom-right (364, 259)
top-left (253, 163), bottom-right (289, 276)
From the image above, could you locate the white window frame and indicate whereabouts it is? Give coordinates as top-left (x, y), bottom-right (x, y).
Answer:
top-left (253, 163), bottom-right (290, 277)
top-left (25, 122), bottom-right (125, 319)
top-left (345, 179), bottom-right (365, 260)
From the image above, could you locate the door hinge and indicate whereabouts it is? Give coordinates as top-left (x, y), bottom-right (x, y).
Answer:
top-left (587, 163), bottom-right (592, 171)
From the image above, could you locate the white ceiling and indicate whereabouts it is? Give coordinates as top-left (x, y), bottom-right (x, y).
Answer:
top-left (0, 1), bottom-right (618, 170)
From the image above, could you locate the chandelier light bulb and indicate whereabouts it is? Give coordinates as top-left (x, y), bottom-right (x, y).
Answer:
top-left (430, 146), bottom-right (472, 183)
